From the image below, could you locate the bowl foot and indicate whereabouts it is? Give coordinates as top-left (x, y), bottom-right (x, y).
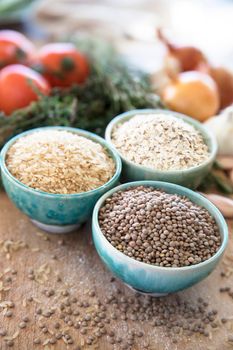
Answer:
top-left (125, 283), bottom-right (168, 297)
top-left (31, 220), bottom-right (81, 234)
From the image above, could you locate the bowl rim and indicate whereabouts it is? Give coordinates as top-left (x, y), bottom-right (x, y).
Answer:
top-left (0, 126), bottom-right (122, 198)
top-left (105, 109), bottom-right (218, 175)
top-left (92, 180), bottom-right (228, 272)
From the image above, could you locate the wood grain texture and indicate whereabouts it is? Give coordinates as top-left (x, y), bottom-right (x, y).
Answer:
top-left (0, 191), bottom-right (233, 350)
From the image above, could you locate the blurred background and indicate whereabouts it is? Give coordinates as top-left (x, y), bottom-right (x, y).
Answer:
top-left (0, 0), bottom-right (232, 73)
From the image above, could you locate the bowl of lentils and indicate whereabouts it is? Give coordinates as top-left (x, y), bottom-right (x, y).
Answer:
top-left (105, 109), bottom-right (217, 188)
top-left (0, 126), bottom-right (122, 233)
top-left (92, 181), bottom-right (228, 295)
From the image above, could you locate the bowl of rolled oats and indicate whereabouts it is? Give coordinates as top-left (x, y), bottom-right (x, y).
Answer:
top-left (0, 126), bottom-right (122, 233)
top-left (105, 109), bottom-right (217, 188)
top-left (92, 181), bottom-right (228, 295)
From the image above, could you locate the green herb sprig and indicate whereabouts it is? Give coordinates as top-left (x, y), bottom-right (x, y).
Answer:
top-left (0, 38), bottom-right (163, 150)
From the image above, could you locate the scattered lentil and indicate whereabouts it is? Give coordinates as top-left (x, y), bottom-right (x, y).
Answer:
top-left (55, 333), bottom-right (62, 340)
top-left (54, 322), bottom-right (60, 329)
top-left (89, 290), bottom-right (95, 297)
top-left (228, 335), bottom-right (233, 343)
top-left (8, 301), bottom-right (15, 308)
top-left (73, 310), bottom-right (80, 316)
top-left (0, 329), bottom-right (7, 336)
top-left (36, 308), bottom-right (42, 315)
top-left (22, 316), bottom-right (29, 322)
top-left (49, 337), bottom-right (56, 344)
top-left (6, 340), bottom-right (14, 347)
top-left (5, 310), bottom-right (13, 317)
top-left (33, 338), bottom-right (41, 345)
top-left (42, 327), bottom-right (48, 334)
top-left (58, 240), bottom-right (65, 246)
top-left (19, 322), bottom-right (27, 329)
top-left (5, 276), bottom-right (12, 283)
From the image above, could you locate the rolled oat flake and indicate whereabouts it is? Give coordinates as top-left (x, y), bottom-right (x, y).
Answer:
top-left (112, 113), bottom-right (209, 171)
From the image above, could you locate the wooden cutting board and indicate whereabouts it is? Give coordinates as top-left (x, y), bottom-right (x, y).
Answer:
top-left (0, 191), bottom-right (233, 350)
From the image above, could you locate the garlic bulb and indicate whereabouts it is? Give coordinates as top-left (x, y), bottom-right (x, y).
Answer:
top-left (204, 106), bottom-right (233, 155)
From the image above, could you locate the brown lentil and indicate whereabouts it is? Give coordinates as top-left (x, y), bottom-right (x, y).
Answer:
top-left (5, 310), bottom-right (13, 317)
top-left (228, 335), bottom-right (233, 343)
top-left (89, 290), bottom-right (96, 297)
top-left (8, 301), bottom-right (15, 308)
top-left (49, 337), bottom-right (57, 344)
top-left (55, 333), bottom-right (63, 340)
top-left (5, 276), bottom-right (12, 283)
top-left (36, 308), bottom-right (42, 315)
top-left (99, 186), bottom-right (221, 267)
top-left (54, 322), bottom-right (60, 329)
top-left (22, 316), bottom-right (29, 322)
top-left (73, 310), bottom-right (80, 316)
top-left (0, 329), bottom-right (7, 336)
top-left (19, 322), bottom-right (27, 329)
top-left (6, 340), bottom-right (14, 347)
top-left (33, 338), bottom-right (41, 345)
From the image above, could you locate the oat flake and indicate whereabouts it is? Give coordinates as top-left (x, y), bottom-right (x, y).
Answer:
top-left (112, 113), bottom-right (209, 171)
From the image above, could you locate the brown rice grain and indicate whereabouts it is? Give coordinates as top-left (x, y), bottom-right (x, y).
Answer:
top-left (6, 130), bottom-right (115, 194)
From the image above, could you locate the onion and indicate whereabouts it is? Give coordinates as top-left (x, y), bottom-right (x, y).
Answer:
top-left (209, 67), bottom-right (233, 109)
top-left (157, 29), bottom-right (207, 72)
top-left (162, 71), bottom-right (220, 122)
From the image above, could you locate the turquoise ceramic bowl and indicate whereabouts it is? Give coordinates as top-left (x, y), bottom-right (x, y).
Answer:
top-left (92, 181), bottom-right (228, 295)
top-left (105, 109), bottom-right (218, 189)
top-left (0, 127), bottom-right (122, 234)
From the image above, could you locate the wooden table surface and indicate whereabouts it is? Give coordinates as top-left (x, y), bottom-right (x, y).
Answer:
top-left (0, 191), bottom-right (233, 350)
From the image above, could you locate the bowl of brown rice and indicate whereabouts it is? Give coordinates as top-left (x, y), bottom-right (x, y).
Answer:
top-left (0, 126), bottom-right (122, 233)
top-left (105, 109), bottom-right (217, 189)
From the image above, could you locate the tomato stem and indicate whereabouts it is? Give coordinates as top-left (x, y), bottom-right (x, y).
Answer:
top-left (61, 57), bottom-right (75, 72)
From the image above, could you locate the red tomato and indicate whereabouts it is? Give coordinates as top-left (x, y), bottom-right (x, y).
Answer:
top-left (0, 64), bottom-right (50, 115)
top-left (0, 30), bottom-right (35, 67)
top-left (36, 43), bottom-right (89, 87)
